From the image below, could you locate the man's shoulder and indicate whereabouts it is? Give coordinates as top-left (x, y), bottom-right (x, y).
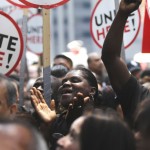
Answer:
top-left (116, 75), bottom-right (139, 95)
top-left (117, 75), bottom-right (150, 102)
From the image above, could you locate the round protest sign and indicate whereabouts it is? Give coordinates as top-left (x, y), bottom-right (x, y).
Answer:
top-left (27, 14), bottom-right (43, 55)
top-left (9, 8), bottom-right (25, 29)
top-left (0, 11), bottom-right (23, 75)
top-left (9, 8), bottom-right (33, 29)
top-left (7, 0), bottom-right (30, 8)
top-left (90, 0), bottom-right (141, 49)
top-left (20, 0), bottom-right (69, 9)
top-left (0, 1), bottom-right (15, 14)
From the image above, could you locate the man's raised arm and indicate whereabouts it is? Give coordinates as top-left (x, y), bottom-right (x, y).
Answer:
top-left (101, 0), bottom-right (142, 91)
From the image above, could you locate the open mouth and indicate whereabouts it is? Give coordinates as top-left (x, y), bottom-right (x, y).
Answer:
top-left (61, 88), bottom-right (73, 94)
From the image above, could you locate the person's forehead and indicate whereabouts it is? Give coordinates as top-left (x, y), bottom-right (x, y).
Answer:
top-left (65, 70), bottom-right (83, 78)
top-left (89, 53), bottom-right (100, 59)
top-left (0, 124), bottom-right (30, 134)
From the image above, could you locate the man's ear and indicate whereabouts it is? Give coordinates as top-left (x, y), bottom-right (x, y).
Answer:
top-left (10, 104), bottom-right (18, 115)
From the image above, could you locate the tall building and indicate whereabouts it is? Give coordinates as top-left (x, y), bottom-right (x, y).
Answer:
top-left (51, 0), bottom-right (98, 59)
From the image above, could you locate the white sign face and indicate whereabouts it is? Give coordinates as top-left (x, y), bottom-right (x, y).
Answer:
top-left (0, 11), bottom-right (23, 75)
top-left (90, 0), bottom-right (141, 49)
top-left (0, 0), bottom-right (15, 14)
top-left (27, 14), bottom-right (43, 55)
top-left (9, 8), bottom-right (24, 29)
top-left (9, 8), bottom-right (33, 29)
top-left (20, 0), bottom-right (69, 8)
top-left (7, 0), bottom-right (29, 8)
top-left (147, 0), bottom-right (150, 18)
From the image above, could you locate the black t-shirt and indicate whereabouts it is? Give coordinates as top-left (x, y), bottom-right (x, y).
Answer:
top-left (49, 109), bottom-right (83, 150)
top-left (116, 76), bottom-right (150, 127)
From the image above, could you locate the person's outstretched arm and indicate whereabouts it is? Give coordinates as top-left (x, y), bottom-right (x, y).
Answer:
top-left (101, 0), bottom-right (142, 92)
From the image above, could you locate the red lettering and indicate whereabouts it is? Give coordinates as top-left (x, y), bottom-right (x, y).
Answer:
top-left (124, 21), bottom-right (130, 33)
top-left (96, 25), bottom-right (111, 41)
top-left (27, 36), bottom-right (42, 44)
top-left (97, 28), bottom-right (105, 41)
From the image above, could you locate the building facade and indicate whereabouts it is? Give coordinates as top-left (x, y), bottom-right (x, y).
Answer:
top-left (51, 0), bottom-right (99, 59)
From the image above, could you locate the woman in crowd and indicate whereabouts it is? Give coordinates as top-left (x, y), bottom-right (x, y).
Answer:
top-left (30, 67), bottom-right (99, 149)
top-left (56, 109), bottom-right (135, 150)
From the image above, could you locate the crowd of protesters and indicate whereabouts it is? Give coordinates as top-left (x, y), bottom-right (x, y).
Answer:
top-left (1, 0), bottom-right (150, 150)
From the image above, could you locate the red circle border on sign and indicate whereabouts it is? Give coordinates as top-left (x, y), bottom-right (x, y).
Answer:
top-left (20, 0), bottom-right (69, 9)
top-left (7, 0), bottom-right (30, 8)
top-left (90, 0), bottom-right (141, 49)
top-left (0, 11), bottom-right (24, 76)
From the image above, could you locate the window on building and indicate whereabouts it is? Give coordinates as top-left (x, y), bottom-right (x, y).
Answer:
top-left (54, 31), bottom-right (58, 39)
top-left (64, 4), bottom-right (68, 9)
top-left (64, 31), bottom-right (68, 43)
top-left (82, 17), bottom-right (90, 23)
top-left (64, 18), bottom-right (68, 25)
top-left (53, 17), bottom-right (57, 25)
top-left (82, 31), bottom-right (91, 37)
top-left (82, 2), bottom-right (91, 8)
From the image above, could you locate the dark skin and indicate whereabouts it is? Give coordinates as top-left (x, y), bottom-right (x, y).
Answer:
top-left (30, 70), bottom-right (95, 123)
top-left (58, 70), bottom-right (94, 108)
top-left (101, 0), bottom-right (142, 92)
top-left (30, 87), bottom-right (56, 123)
top-left (88, 52), bottom-right (103, 75)
top-left (30, 87), bottom-right (89, 123)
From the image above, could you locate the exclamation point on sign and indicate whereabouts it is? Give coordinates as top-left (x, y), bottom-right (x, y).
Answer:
top-left (132, 19), bottom-right (135, 31)
top-left (6, 54), bottom-right (12, 69)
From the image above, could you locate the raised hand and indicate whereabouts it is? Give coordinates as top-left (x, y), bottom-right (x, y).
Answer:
top-left (72, 92), bottom-right (90, 108)
top-left (65, 92), bottom-right (90, 120)
top-left (30, 87), bottom-right (56, 123)
top-left (119, 0), bottom-right (142, 15)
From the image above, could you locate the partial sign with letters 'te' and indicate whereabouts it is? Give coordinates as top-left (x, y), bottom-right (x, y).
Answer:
top-left (0, 11), bottom-right (23, 75)
top-left (90, 0), bottom-right (141, 49)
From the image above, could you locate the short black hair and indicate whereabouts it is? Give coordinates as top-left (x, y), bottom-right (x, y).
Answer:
top-left (51, 65), bottom-right (69, 78)
top-left (80, 109), bottom-right (136, 150)
top-left (54, 54), bottom-right (73, 68)
top-left (140, 69), bottom-right (150, 78)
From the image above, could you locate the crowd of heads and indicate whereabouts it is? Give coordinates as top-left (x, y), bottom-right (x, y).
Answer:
top-left (1, 0), bottom-right (150, 150)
